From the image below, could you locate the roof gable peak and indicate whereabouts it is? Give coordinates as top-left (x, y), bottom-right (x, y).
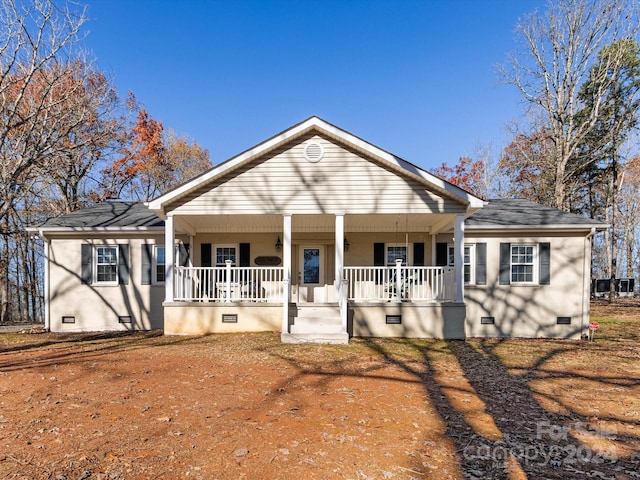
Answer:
top-left (148, 117), bottom-right (485, 215)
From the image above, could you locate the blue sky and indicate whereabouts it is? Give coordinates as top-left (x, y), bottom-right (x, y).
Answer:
top-left (82, 0), bottom-right (545, 171)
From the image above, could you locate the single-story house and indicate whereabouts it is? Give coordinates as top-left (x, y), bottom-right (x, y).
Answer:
top-left (31, 117), bottom-right (607, 343)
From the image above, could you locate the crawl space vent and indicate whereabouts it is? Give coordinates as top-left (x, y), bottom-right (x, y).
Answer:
top-left (386, 315), bottom-right (402, 325)
top-left (304, 142), bottom-right (324, 163)
top-left (222, 314), bottom-right (238, 323)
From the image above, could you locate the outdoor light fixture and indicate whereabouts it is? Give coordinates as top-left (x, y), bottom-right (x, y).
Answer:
top-left (275, 236), bottom-right (282, 251)
top-left (344, 237), bottom-right (350, 251)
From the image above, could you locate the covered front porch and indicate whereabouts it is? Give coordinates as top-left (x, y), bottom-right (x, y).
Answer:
top-left (162, 212), bottom-right (467, 342)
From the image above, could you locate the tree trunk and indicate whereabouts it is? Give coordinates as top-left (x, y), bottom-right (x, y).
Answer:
top-left (554, 157), bottom-right (567, 210)
top-left (0, 221), bottom-right (10, 323)
top-left (609, 152), bottom-right (618, 304)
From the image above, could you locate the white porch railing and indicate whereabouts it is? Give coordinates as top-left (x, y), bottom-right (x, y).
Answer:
top-left (344, 264), bottom-right (456, 302)
top-left (173, 263), bottom-right (455, 303)
top-left (174, 264), bottom-right (284, 302)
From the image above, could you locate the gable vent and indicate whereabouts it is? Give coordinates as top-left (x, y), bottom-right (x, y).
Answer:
top-left (304, 142), bottom-right (324, 163)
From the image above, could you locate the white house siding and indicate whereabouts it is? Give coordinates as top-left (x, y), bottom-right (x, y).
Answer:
top-left (464, 232), bottom-right (588, 339)
top-left (167, 134), bottom-right (466, 216)
top-left (47, 236), bottom-right (165, 332)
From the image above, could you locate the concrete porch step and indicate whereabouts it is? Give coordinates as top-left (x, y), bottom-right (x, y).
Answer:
top-left (294, 303), bottom-right (340, 316)
top-left (281, 332), bottom-right (349, 345)
top-left (290, 319), bottom-right (343, 334)
top-left (289, 303), bottom-right (342, 335)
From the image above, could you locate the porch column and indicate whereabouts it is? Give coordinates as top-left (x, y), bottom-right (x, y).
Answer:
top-left (335, 214), bottom-right (347, 332)
top-left (454, 213), bottom-right (464, 303)
top-left (188, 235), bottom-right (194, 267)
top-left (165, 215), bottom-right (175, 303)
top-left (431, 234), bottom-right (437, 266)
top-left (281, 214), bottom-right (292, 333)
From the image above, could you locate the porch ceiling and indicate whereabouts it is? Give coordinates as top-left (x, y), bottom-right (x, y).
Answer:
top-left (173, 213), bottom-right (457, 234)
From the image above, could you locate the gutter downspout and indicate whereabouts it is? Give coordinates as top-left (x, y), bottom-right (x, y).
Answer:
top-left (39, 230), bottom-right (50, 331)
top-left (582, 227), bottom-right (597, 337)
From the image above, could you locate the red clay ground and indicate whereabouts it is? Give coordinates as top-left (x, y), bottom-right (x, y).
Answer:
top-left (0, 301), bottom-right (639, 479)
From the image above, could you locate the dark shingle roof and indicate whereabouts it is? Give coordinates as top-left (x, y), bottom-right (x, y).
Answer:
top-left (37, 201), bottom-right (164, 229)
top-left (467, 198), bottom-right (606, 229)
top-left (35, 198), bottom-right (604, 232)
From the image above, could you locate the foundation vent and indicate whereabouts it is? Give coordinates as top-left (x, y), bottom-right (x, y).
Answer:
top-left (222, 314), bottom-right (238, 323)
top-left (386, 315), bottom-right (402, 324)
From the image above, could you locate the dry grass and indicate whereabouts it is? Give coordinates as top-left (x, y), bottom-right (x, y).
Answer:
top-left (0, 302), bottom-right (638, 479)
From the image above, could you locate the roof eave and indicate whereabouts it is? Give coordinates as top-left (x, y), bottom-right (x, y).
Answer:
top-left (466, 223), bottom-right (609, 232)
top-left (28, 226), bottom-right (165, 235)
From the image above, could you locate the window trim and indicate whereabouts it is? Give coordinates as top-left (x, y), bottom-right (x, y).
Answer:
top-left (447, 243), bottom-right (476, 285)
top-left (385, 243), bottom-right (410, 266)
top-left (95, 245), bottom-right (119, 285)
top-left (153, 245), bottom-right (166, 284)
top-left (510, 243), bottom-right (538, 285)
top-left (215, 244), bottom-right (238, 267)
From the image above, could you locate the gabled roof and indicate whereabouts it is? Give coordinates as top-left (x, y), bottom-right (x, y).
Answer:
top-left (466, 198), bottom-right (608, 231)
top-left (148, 116), bottom-right (485, 217)
top-left (31, 201), bottom-right (164, 232)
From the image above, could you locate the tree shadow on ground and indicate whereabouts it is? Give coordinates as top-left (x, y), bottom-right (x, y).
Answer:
top-left (360, 337), bottom-right (639, 479)
top-left (0, 330), bottom-right (219, 372)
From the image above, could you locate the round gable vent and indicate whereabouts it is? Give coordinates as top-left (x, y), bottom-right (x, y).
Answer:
top-left (304, 142), bottom-right (324, 163)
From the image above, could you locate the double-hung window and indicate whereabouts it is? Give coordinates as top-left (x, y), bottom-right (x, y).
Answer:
top-left (82, 244), bottom-right (128, 286)
top-left (499, 242), bottom-right (548, 286)
top-left (386, 244), bottom-right (408, 266)
top-left (448, 244), bottom-right (475, 285)
top-left (511, 244), bottom-right (536, 283)
top-left (96, 246), bottom-right (118, 283)
top-left (216, 246), bottom-right (237, 266)
top-left (154, 246), bottom-right (166, 283)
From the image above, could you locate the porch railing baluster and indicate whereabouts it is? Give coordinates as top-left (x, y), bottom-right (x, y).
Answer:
top-left (344, 266), bottom-right (456, 302)
top-left (173, 266), bottom-right (284, 303)
top-left (174, 265), bottom-right (455, 304)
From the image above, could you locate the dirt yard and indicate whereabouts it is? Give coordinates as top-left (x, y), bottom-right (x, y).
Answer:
top-left (1, 302), bottom-right (639, 479)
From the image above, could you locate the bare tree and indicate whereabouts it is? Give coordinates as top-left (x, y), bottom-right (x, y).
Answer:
top-left (500, 0), bottom-right (640, 210)
top-left (617, 154), bottom-right (640, 279)
top-left (0, 0), bottom-right (89, 220)
top-left (0, 0), bottom-right (90, 322)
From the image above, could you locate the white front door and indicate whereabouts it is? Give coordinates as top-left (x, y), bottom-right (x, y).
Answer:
top-left (298, 245), bottom-right (325, 303)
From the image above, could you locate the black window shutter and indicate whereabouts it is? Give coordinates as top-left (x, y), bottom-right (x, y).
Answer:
top-left (179, 243), bottom-right (190, 267)
top-left (499, 242), bottom-right (511, 285)
top-left (141, 244), bottom-right (152, 285)
top-left (239, 243), bottom-right (250, 267)
top-left (476, 243), bottom-right (487, 285)
top-left (436, 243), bottom-right (448, 266)
top-left (81, 244), bottom-right (92, 284)
top-left (373, 243), bottom-right (385, 285)
top-left (373, 243), bottom-right (385, 266)
top-left (118, 244), bottom-right (129, 285)
top-left (413, 243), bottom-right (425, 266)
top-left (201, 243), bottom-right (212, 267)
top-left (539, 242), bottom-right (551, 285)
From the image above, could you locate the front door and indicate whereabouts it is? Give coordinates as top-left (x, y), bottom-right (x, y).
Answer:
top-left (298, 245), bottom-right (325, 302)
